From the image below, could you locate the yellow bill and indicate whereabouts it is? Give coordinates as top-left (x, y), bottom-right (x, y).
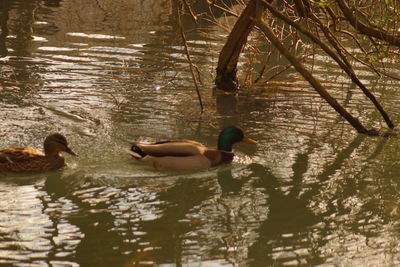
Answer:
top-left (242, 136), bottom-right (258, 144)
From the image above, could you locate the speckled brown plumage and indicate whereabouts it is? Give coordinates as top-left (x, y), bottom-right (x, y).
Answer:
top-left (0, 133), bottom-right (77, 174)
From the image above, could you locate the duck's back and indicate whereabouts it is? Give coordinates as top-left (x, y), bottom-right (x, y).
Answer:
top-left (0, 147), bottom-right (45, 163)
top-left (0, 147), bottom-right (64, 173)
top-left (135, 140), bottom-right (206, 157)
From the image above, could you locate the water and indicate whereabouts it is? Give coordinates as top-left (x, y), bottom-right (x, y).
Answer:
top-left (1, 0), bottom-right (400, 266)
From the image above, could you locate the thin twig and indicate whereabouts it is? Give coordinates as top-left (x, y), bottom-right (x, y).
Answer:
top-left (176, 1), bottom-right (204, 112)
top-left (182, 0), bottom-right (198, 23)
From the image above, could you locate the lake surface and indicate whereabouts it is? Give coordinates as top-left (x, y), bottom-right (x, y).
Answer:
top-left (1, 0), bottom-right (400, 266)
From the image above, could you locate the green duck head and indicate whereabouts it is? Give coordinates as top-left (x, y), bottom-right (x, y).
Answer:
top-left (217, 126), bottom-right (257, 151)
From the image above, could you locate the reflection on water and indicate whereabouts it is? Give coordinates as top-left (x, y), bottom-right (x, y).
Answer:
top-left (1, 0), bottom-right (400, 266)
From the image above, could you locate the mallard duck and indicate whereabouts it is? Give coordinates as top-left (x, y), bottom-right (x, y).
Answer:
top-left (0, 133), bottom-right (77, 173)
top-left (126, 126), bottom-right (257, 171)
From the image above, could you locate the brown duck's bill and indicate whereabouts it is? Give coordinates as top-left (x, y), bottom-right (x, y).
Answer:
top-left (242, 136), bottom-right (258, 144)
top-left (66, 147), bottom-right (78, 156)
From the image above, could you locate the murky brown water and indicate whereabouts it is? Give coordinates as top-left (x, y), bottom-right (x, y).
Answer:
top-left (1, 0), bottom-right (400, 266)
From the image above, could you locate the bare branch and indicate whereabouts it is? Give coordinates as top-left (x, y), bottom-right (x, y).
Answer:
top-left (255, 16), bottom-right (379, 136)
top-left (336, 0), bottom-right (400, 47)
top-left (259, 0), bottom-right (394, 129)
top-left (175, 1), bottom-right (204, 112)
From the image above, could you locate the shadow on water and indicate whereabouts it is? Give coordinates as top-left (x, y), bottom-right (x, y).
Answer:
top-left (0, 0), bottom-right (45, 109)
top-left (123, 177), bottom-right (217, 266)
top-left (242, 133), bottom-right (373, 266)
top-left (42, 171), bottom-right (134, 267)
top-left (237, 133), bottom-right (391, 266)
top-left (40, 168), bottom-right (219, 266)
top-left (0, 0), bottom-right (10, 57)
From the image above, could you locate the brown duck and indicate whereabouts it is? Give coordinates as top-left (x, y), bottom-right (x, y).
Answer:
top-left (0, 133), bottom-right (77, 173)
top-left (127, 126), bottom-right (257, 171)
